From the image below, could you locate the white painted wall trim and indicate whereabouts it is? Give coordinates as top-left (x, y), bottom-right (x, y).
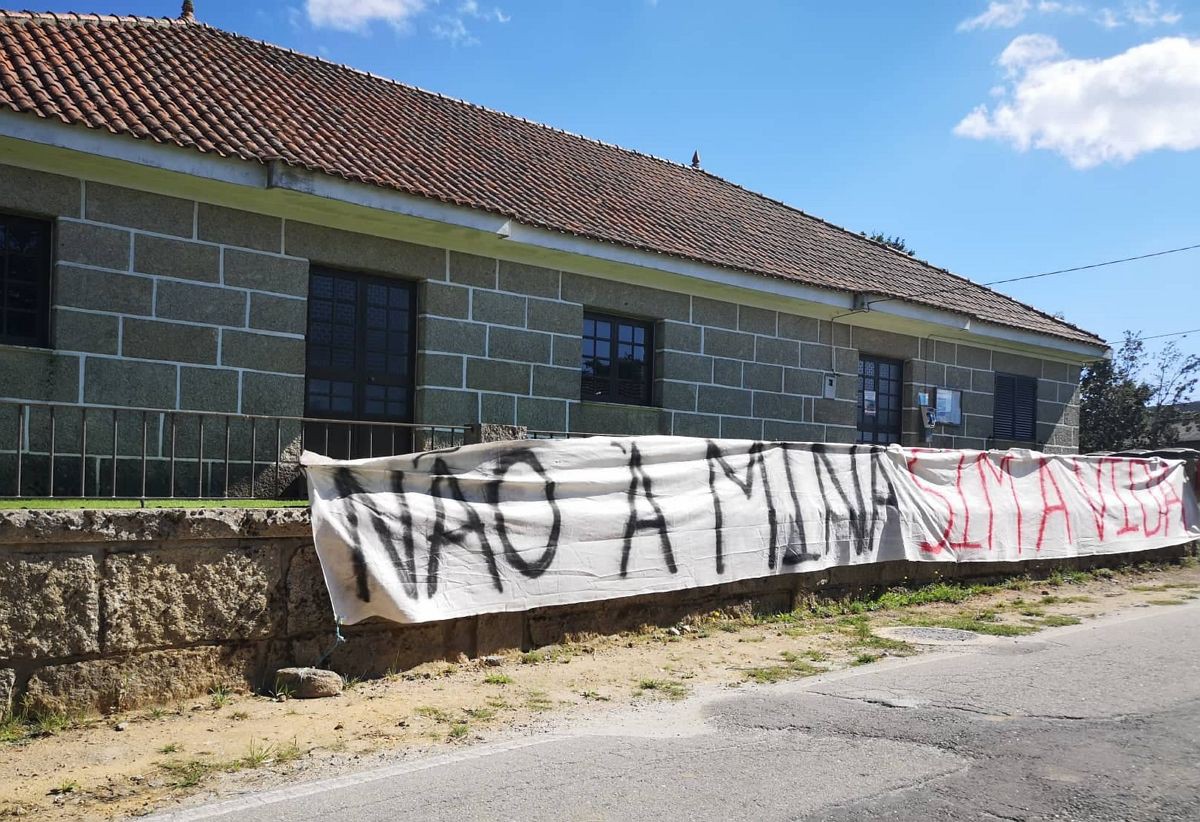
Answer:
top-left (0, 111), bottom-right (1108, 362)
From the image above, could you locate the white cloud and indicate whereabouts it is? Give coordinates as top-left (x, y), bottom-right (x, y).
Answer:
top-left (998, 33), bottom-right (1066, 75)
top-left (955, 36), bottom-right (1200, 168)
top-left (305, 0), bottom-right (427, 33)
top-left (1094, 1), bottom-right (1182, 28)
top-left (432, 16), bottom-right (479, 46)
top-left (958, 0), bottom-right (1032, 31)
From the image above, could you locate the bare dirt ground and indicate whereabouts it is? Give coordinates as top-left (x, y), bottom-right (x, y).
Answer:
top-left (3, 557), bottom-right (1198, 821)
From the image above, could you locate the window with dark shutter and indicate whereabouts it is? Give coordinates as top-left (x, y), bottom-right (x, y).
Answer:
top-left (993, 372), bottom-right (1037, 441)
top-left (581, 312), bottom-right (653, 405)
top-left (0, 213), bottom-right (52, 349)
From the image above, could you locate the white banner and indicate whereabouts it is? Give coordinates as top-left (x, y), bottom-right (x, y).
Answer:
top-left (302, 438), bottom-right (1200, 625)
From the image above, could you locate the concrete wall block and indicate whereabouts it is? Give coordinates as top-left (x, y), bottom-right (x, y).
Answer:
top-left (220, 330), bottom-right (302, 374)
top-left (993, 350), bottom-right (1043, 379)
top-left (249, 293), bottom-right (306, 334)
top-left (713, 358), bottom-right (742, 387)
top-left (972, 369), bottom-right (995, 394)
top-left (742, 362), bottom-right (783, 392)
top-left (86, 182), bottom-right (193, 238)
top-left (820, 321), bottom-right (852, 348)
top-left (571, 401), bottom-right (668, 435)
top-left (54, 264), bottom-right (153, 315)
top-left (963, 413), bottom-right (994, 439)
top-left (515, 396), bottom-right (568, 431)
top-left (658, 350), bottom-right (713, 384)
top-left (476, 612), bottom-right (525, 656)
top-left (0, 550), bottom-right (99, 659)
top-left (823, 425), bottom-right (857, 444)
top-left (551, 334), bottom-right (582, 368)
top-left (560, 273), bottom-right (690, 322)
top-left (179, 367), bottom-right (240, 413)
top-left (418, 352), bottom-right (464, 388)
top-left (1059, 382), bottom-right (1080, 405)
top-left (102, 544), bottom-right (285, 653)
top-left (853, 327), bottom-right (920, 360)
top-left (285, 543), bottom-right (334, 636)
top-left (528, 299), bottom-right (582, 336)
top-left (22, 645), bottom-right (261, 715)
top-left (813, 398), bottom-right (856, 426)
top-left (57, 221), bottom-right (131, 271)
top-left (1038, 399), bottom-right (1070, 425)
top-left (448, 251), bottom-right (496, 288)
top-left (738, 305), bottom-right (777, 336)
top-left (156, 279), bottom-right (247, 327)
top-left (422, 281), bottom-right (470, 319)
top-left (763, 420), bottom-right (825, 442)
top-left (420, 316), bottom-right (487, 357)
top-left (240, 371), bottom-right (304, 416)
top-left (0, 163), bottom-right (80, 218)
top-left (672, 412), bottom-right (721, 438)
top-left (957, 344), bottom-right (992, 370)
top-left (660, 380), bottom-right (698, 412)
top-left (697, 384), bottom-right (752, 417)
top-left (777, 313), bottom-right (820, 342)
top-left (720, 416), bottom-right (763, 440)
top-left (800, 342), bottom-right (833, 371)
top-left (1041, 360), bottom-right (1074, 384)
top-left (691, 296), bottom-right (738, 329)
top-left (83, 356), bottom-right (176, 408)
top-left (223, 249), bottom-right (309, 297)
top-left (753, 391), bottom-right (806, 422)
top-left (472, 290), bottom-right (526, 327)
top-left (198, 204), bottom-right (281, 253)
top-left (499, 260), bottom-right (559, 298)
top-left (290, 623), bottom-right (444, 679)
top-left (659, 320), bottom-right (702, 353)
top-left (944, 365), bottom-right (973, 390)
top-left (931, 340), bottom-right (957, 365)
top-left (911, 361), bottom-right (946, 389)
top-left (122, 318), bottom-right (217, 365)
top-left (756, 336), bottom-right (800, 367)
top-left (962, 390), bottom-right (992, 416)
top-left (134, 234), bottom-right (220, 283)
top-left (532, 364), bottom-right (579, 400)
top-left (466, 358), bottom-right (530, 394)
top-left (784, 367), bottom-right (823, 397)
top-left (415, 388), bottom-right (479, 425)
top-left (702, 327), bottom-right (755, 360)
top-left (480, 393), bottom-right (517, 424)
top-left (53, 308), bottom-right (118, 355)
top-left (488, 327), bottom-right (551, 363)
top-left (285, 221), bottom-right (443, 280)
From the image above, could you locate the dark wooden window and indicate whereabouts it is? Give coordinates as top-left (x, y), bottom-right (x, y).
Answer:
top-left (0, 214), bottom-right (52, 348)
top-left (304, 268), bottom-right (416, 457)
top-left (857, 355), bottom-right (903, 445)
top-left (581, 312), bottom-right (653, 405)
top-left (993, 372), bottom-right (1037, 441)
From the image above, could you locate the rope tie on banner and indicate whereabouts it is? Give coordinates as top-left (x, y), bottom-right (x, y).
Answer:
top-left (315, 619), bottom-right (346, 670)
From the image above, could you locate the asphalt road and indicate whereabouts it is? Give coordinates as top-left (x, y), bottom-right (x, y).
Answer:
top-left (154, 602), bottom-right (1200, 822)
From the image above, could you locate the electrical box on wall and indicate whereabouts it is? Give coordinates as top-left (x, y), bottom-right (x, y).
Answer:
top-left (823, 374), bottom-right (837, 399)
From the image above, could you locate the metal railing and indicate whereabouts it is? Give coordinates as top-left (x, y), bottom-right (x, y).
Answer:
top-left (0, 401), bottom-right (468, 500)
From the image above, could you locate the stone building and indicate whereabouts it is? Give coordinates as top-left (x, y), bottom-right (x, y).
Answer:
top-left (0, 9), bottom-right (1105, 496)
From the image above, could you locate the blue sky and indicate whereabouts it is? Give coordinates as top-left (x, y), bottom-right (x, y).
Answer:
top-left (37, 1), bottom-right (1200, 373)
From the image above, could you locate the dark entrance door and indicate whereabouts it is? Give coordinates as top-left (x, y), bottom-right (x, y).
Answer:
top-left (857, 355), bottom-right (903, 445)
top-left (304, 268), bottom-right (416, 458)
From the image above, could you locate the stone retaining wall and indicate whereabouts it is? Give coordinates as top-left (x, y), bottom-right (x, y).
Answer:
top-left (0, 507), bottom-right (1190, 717)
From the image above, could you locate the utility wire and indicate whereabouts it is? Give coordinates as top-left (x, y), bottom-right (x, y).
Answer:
top-left (1139, 327), bottom-right (1200, 342)
top-left (861, 241), bottom-right (1200, 309)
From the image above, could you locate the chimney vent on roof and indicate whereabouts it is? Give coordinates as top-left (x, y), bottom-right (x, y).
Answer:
top-left (691, 151), bottom-right (701, 170)
top-left (181, 1), bottom-right (195, 21)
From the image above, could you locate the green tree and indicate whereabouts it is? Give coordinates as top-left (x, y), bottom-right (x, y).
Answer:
top-left (865, 232), bottom-right (915, 256)
top-left (1079, 332), bottom-right (1199, 452)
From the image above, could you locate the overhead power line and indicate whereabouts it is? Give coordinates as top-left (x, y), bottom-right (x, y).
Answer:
top-left (1139, 327), bottom-right (1200, 342)
top-left (862, 241), bottom-right (1200, 309)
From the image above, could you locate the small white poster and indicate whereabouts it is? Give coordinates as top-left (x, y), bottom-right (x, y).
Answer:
top-left (864, 390), bottom-right (877, 415)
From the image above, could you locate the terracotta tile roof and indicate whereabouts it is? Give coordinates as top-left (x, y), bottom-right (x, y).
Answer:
top-left (0, 10), bottom-right (1104, 347)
